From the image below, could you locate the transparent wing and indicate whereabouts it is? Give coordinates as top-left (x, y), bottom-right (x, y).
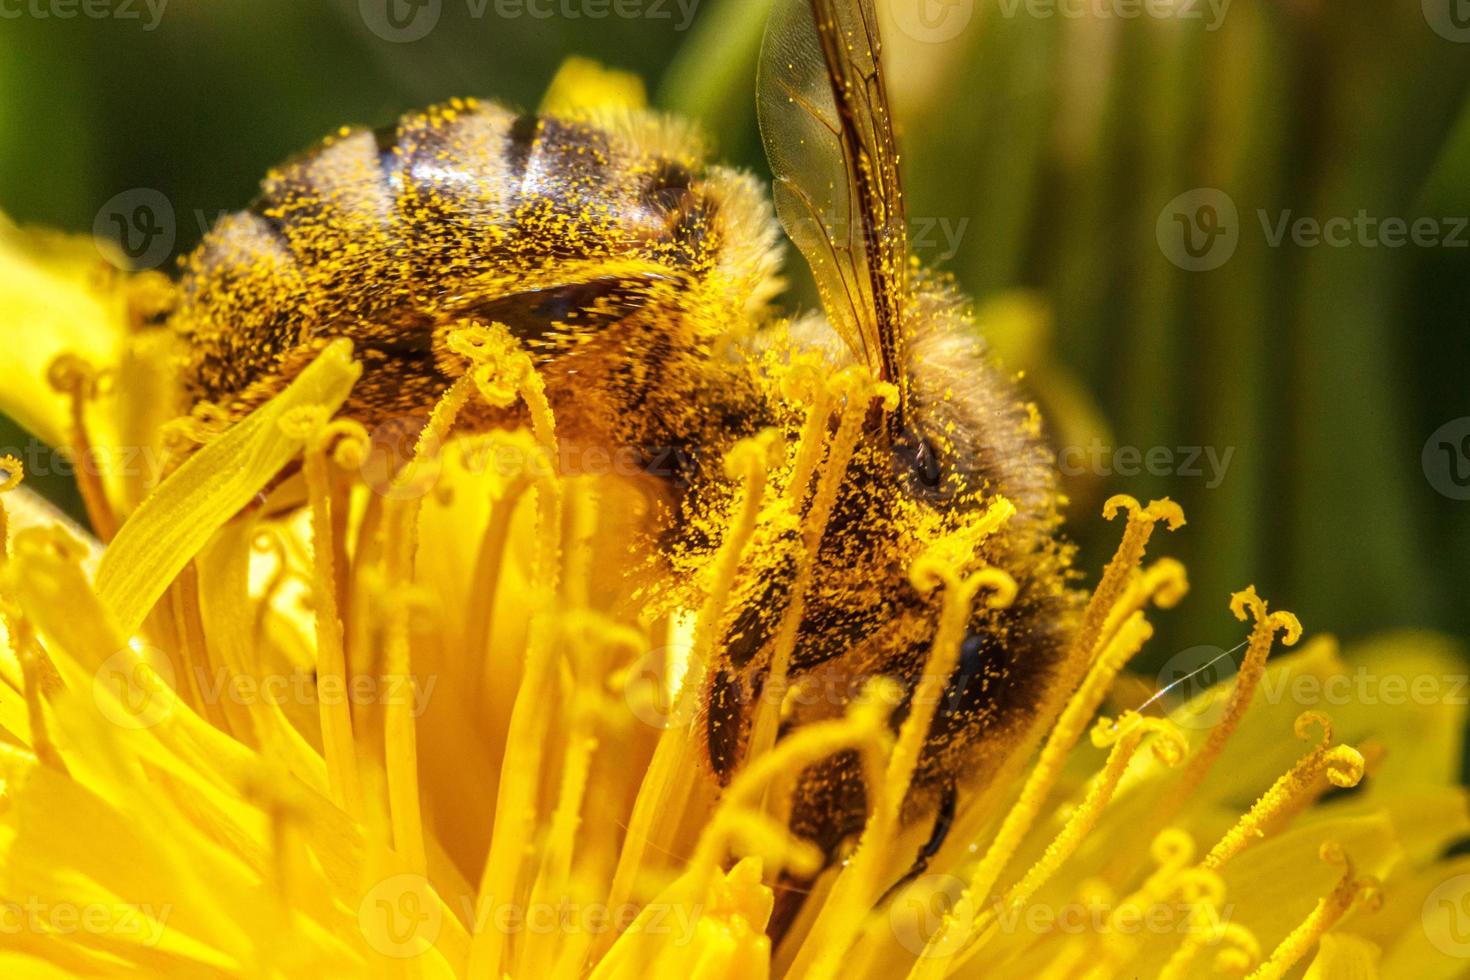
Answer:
top-left (758, 0), bottom-right (909, 402)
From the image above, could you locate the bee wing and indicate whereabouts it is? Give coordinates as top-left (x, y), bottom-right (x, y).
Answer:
top-left (758, 0), bottom-right (909, 406)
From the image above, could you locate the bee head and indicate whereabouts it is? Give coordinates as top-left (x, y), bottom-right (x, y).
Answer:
top-left (890, 420), bottom-right (944, 496)
top-left (887, 285), bottom-right (1059, 524)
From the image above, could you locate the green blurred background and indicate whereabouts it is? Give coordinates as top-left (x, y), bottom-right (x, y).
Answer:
top-left (1, 0), bottom-right (1467, 663)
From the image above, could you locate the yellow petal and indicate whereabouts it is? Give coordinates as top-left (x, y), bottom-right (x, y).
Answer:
top-left (1377, 857), bottom-right (1470, 979)
top-left (1336, 630), bottom-right (1467, 789)
top-left (95, 340), bottom-right (360, 636)
top-left (0, 215), bottom-right (130, 448)
top-left (541, 57), bottom-right (648, 116)
top-left (1304, 933), bottom-right (1382, 979)
top-left (1218, 814), bottom-right (1400, 961)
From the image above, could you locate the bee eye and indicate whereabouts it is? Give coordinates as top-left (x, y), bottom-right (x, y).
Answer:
top-left (893, 425), bottom-right (942, 489)
top-left (452, 275), bottom-right (665, 343)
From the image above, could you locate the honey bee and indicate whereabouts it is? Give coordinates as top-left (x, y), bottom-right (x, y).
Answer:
top-left (168, 0), bottom-right (1076, 923)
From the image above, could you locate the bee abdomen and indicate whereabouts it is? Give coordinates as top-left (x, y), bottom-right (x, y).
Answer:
top-left (174, 98), bottom-right (721, 417)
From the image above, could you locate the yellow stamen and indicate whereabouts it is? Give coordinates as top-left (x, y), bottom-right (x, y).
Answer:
top-left (963, 499), bottom-right (1185, 893)
top-left (0, 452), bottom-right (20, 494)
top-left (281, 409), bottom-right (368, 817)
top-left (1076, 496), bottom-right (1186, 673)
top-left (689, 679), bottom-right (900, 880)
top-left (382, 498), bottom-right (432, 874)
top-left (992, 716), bottom-right (1187, 932)
top-left (1213, 923), bottom-right (1264, 976)
top-left (603, 432), bottom-right (777, 926)
top-left (11, 615), bottom-right (65, 772)
top-left (1096, 556), bottom-right (1189, 657)
top-left (748, 369), bottom-right (889, 765)
top-left (1156, 587), bottom-right (1302, 826)
top-left (46, 353), bottom-right (120, 542)
top-left (1084, 830), bottom-right (1197, 978)
top-left (169, 561), bottom-right (232, 730)
top-left (597, 689), bottom-right (899, 980)
top-left (798, 554), bottom-right (1014, 980)
top-left (959, 609), bottom-right (1156, 912)
top-left (469, 472), bottom-right (572, 978)
top-left (1202, 712), bottom-right (1365, 871)
top-left (249, 529), bottom-right (292, 654)
top-left (777, 358), bottom-right (833, 508)
top-left (927, 714), bottom-right (1188, 975)
top-left (1158, 875), bottom-right (1252, 980)
top-left (466, 471), bottom-right (532, 694)
top-left (1247, 843), bottom-right (1381, 980)
top-left (448, 320), bottom-right (559, 460)
top-left (524, 613), bottom-right (644, 978)
top-left (0, 453), bottom-right (21, 562)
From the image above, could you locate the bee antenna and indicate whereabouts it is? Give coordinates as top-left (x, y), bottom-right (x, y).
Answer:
top-left (1124, 639), bottom-right (1250, 724)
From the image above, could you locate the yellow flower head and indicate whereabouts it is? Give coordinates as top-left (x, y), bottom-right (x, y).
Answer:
top-left (0, 58), bottom-right (1464, 980)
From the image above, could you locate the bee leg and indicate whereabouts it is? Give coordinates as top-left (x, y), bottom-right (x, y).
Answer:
top-left (768, 750), bottom-right (868, 944)
top-left (768, 872), bottom-right (815, 948)
top-left (878, 782), bottom-right (957, 906)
